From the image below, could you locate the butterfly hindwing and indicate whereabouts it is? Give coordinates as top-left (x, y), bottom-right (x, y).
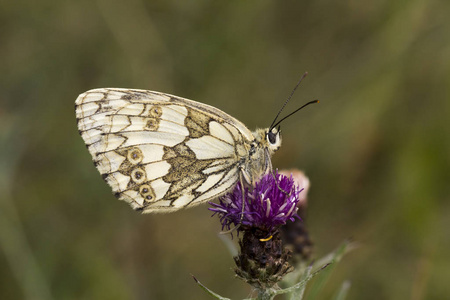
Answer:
top-left (76, 88), bottom-right (252, 212)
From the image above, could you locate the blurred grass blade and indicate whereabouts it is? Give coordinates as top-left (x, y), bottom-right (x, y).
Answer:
top-left (274, 263), bottom-right (330, 297)
top-left (332, 281), bottom-right (351, 300)
top-left (0, 117), bottom-right (54, 300)
top-left (314, 240), bottom-right (355, 272)
top-left (288, 264), bottom-right (312, 300)
top-left (306, 241), bottom-right (353, 300)
top-left (218, 233), bottom-right (238, 257)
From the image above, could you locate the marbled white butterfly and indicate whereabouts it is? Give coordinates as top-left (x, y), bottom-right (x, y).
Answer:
top-left (75, 75), bottom-right (316, 213)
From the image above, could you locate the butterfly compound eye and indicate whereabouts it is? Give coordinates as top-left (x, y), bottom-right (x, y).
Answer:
top-left (268, 131), bottom-right (277, 145)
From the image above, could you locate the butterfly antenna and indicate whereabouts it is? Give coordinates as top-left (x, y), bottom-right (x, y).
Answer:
top-left (269, 72), bottom-right (309, 130)
top-left (272, 100), bottom-right (319, 129)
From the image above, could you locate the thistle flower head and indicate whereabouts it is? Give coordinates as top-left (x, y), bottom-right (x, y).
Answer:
top-left (209, 171), bottom-right (303, 234)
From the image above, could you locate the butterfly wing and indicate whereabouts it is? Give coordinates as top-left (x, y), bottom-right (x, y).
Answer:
top-left (75, 88), bottom-right (253, 213)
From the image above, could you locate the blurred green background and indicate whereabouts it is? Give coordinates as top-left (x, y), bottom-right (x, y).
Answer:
top-left (1, 0), bottom-right (449, 299)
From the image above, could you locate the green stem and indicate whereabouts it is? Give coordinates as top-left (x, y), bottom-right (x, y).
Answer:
top-left (256, 288), bottom-right (276, 300)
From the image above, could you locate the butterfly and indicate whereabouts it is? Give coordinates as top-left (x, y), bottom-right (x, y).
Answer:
top-left (75, 75), bottom-right (316, 213)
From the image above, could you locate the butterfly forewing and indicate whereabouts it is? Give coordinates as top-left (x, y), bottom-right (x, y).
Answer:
top-left (75, 88), bottom-right (254, 213)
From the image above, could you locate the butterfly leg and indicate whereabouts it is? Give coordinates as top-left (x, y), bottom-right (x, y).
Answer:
top-left (239, 171), bottom-right (246, 223)
top-left (264, 148), bottom-right (289, 195)
top-left (270, 169), bottom-right (289, 195)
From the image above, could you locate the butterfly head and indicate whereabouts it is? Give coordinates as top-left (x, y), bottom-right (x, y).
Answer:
top-left (264, 127), bottom-right (282, 154)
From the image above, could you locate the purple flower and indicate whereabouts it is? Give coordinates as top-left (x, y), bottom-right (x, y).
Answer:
top-left (209, 171), bottom-right (303, 233)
